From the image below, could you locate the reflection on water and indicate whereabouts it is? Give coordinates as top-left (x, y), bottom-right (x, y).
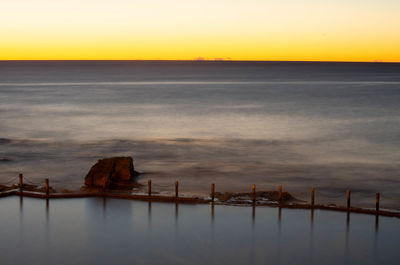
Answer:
top-left (277, 207), bottom-right (282, 265)
top-left (252, 204), bottom-right (255, 223)
top-left (311, 208), bottom-right (315, 225)
top-left (211, 203), bottom-right (215, 222)
top-left (2, 197), bottom-right (399, 265)
top-left (345, 212), bottom-right (350, 263)
top-left (310, 209), bottom-right (315, 265)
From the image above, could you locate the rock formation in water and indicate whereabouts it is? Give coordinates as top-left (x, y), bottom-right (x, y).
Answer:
top-left (85, 157), bottom-right (139, 188)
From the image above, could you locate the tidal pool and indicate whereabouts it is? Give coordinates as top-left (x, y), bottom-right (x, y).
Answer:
top-left (0, 196), bottom-right (398, 265)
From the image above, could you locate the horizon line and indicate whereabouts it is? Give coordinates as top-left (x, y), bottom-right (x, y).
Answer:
top-left (0, 59), bottom-right (399, 64)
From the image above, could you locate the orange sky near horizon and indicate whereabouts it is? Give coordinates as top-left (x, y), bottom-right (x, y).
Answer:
top-left (1, 0), bottom-right (399, 62)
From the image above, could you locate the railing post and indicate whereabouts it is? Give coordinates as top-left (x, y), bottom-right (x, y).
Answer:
top-left (376, 192), bottom-right (380, 212)
top-left (311, 187), bottom-right (315, 208)
top-left (346, 190), bottom-right (351, 209)
top-left (45, 178), bottom-right (49, 196)
top-left (19, 173), bottom-right (23, 192)
top-left (175, 181), bottom-right (179, 197)
top-left (252, 184), bottom-right (256, 204)
top-left (278, 185), bottom-right (282, 202)
top-left (148, 179), bottom-right (152, 196)
top-left (211, 183), bottom-right (215, 202)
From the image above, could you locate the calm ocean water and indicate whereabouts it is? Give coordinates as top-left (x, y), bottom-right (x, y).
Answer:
top-left (0, 61), bottom-right (399, 208)
top-left (1, 197), bottom-right (399, 265)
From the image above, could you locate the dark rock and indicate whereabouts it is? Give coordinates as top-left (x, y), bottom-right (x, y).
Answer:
top-left (85, 157), bottom-right (139, 188)
top-left (215, 190), bottom-right (295, 203)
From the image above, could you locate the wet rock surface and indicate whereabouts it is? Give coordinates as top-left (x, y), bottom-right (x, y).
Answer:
top-left (215, 191), bottom-right (295, 203)
top-left (0, 184), bottom-right (56, 193)
top-left (85, 157), bottom-right (139, 188)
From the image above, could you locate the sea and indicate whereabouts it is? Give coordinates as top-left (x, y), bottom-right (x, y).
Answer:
top-left (0, 61), bottom-right (399, 209)
top-left (0, 196), bottom-right (399, 265)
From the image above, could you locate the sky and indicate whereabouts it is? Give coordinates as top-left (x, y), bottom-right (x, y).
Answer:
top-left (1, 0), bottom-right (399, 62)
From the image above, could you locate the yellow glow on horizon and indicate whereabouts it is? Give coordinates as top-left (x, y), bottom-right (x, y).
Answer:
top-left (1, 0), bottom-right (399, 62)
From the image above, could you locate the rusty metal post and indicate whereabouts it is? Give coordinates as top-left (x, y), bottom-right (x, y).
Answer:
top-left (175, 181), bottom-right (179, 197)
top-left (148, 179), bottom-right (152, 196)
top-left (211, 183), bottom-right (215, 202)
top-left (252, 184), bottom-right (256, 204)
top-left (45, 178), bottom-right (49, 196)
top-left (311, 187), bottom-right (315, 208)
top-left (346, 190), bottom-right (351, 209)
top-left (19, 173), bottom-right (23, 192)
top-left (376, 192), bottom-right (380, 212)
top-left (278, 185), bottom-right (282, 202)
